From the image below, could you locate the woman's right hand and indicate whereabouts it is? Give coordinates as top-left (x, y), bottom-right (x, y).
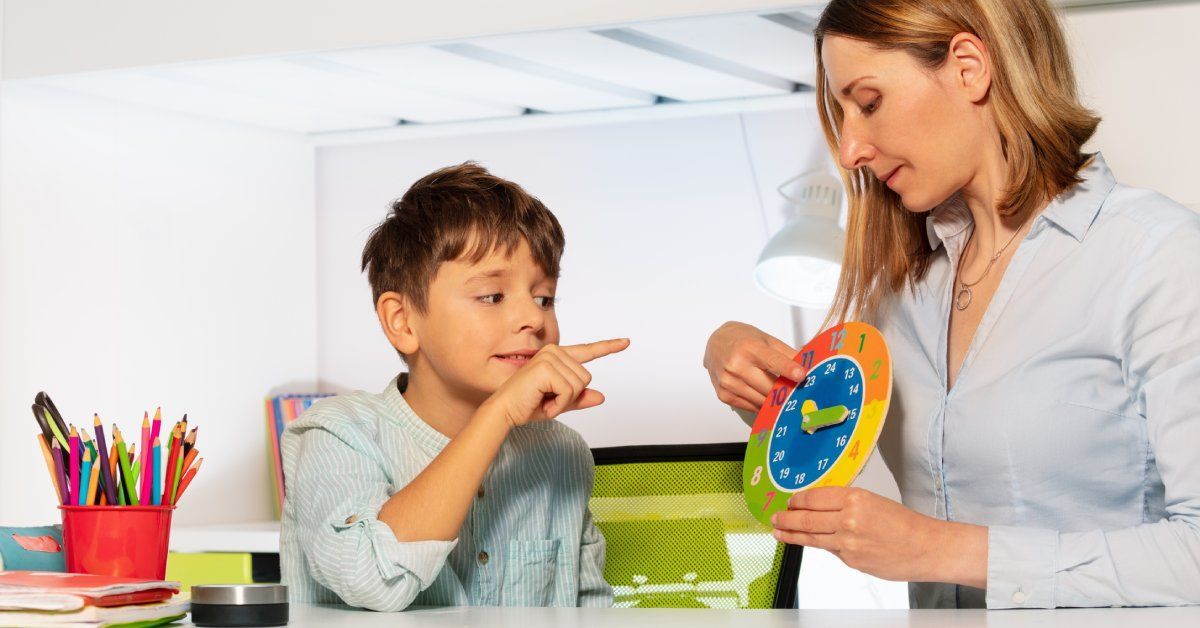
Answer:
top-left (703, 322), bottom-right (806, 413)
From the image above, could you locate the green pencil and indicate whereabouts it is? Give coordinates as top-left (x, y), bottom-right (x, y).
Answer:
top-left (115, 428), bottom-right (139, 506)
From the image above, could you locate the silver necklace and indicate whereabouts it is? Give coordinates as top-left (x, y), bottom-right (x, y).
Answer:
top-left (954, 219), bottom-right (1030, 311)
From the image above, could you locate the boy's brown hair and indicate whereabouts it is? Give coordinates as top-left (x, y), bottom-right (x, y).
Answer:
top-left (361, 162), bottom-right (566, 313)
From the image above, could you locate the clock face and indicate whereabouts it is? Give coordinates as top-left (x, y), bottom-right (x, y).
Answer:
top-left (743, 322), bottom-right (892, 525)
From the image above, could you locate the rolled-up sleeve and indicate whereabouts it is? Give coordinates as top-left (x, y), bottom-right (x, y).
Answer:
top-left (986, 216), bottom-right (1200, 609)
top-left (289, 427), bottom-right (457, 611)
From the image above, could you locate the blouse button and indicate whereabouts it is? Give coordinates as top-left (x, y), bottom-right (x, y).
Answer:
top-left (478, 551), bottom-right (489, 565)
top-left (1012, 590), bottom-right (1026, 604)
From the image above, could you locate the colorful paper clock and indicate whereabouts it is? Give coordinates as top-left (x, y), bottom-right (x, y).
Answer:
top-left (743, 321), bottom-right (893, 525)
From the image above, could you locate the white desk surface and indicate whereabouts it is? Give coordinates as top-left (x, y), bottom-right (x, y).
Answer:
top-left (177, 603), bottom-right (1200, 627)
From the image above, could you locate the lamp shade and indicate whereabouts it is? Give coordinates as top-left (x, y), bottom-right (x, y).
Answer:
top-left (754, 171), bottom-right (846, 308)
top-left (754, 215), bottom-right (844, 308)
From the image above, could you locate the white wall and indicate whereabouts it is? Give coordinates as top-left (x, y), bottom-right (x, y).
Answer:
top-left (1066, 1), bottom-right (1200, 211)
top-left (0, 84), bottom-right (318, 526)
top-left (314, 109), bottom-right (809, 447)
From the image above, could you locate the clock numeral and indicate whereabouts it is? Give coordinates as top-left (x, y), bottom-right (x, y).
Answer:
top-left (836, 435), bottom-right (848, 447)
top-left (824, 362), bottom-right (837, 375)
top-left (783, 399), bottom-right (797, 412)
top-left (870, 359), bottom-right (882, 381)
top-left (801, 350), bottom-right (815, 370)
top-left (830, 329), bottom-right (846, 351)
top-left (763, 491), bottom-right (776, 511)
top-left (848, 440), bottom-right (861, 461)
top-left (780, 467), bottom-right (791, 479)
top-left (794, 472), bottom-right (806, 486)
top-left (849, 409), bottom-right (858, 421)
top-left (804, 376), bottom-right (816, 388)
top-left (751, 466), bottom-right (763, 486)
top-left (848, 384), bottom-right (861, 395)
top-left (775, 426), bottom-right (788, 438)
top-left (858, 333), bottom-right (867, 352)
top-left (816, 458), bottom-right (830, 471)
top-left (844, 367), bottom-right (856, 380)
top-left (772, 451), bottom-right (785, 462)
top-left (770, 388), bottom-right (787, 407)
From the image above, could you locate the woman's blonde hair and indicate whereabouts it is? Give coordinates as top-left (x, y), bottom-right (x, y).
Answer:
top-left (815, 0), bottom-right (1099, 322)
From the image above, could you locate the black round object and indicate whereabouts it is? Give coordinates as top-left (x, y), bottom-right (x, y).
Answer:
top-left (190, 584), bottom-right (288, 627)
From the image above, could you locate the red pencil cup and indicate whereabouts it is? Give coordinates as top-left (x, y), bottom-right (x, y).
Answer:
top-left (59, 505), bottom-right (175, 580)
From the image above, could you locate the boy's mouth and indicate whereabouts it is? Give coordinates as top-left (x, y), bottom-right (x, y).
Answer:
top-left (493, 350), bottom-right (537, 365)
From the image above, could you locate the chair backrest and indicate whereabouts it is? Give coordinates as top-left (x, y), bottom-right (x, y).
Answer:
top-left (589, 443), bottom-right (801, 609)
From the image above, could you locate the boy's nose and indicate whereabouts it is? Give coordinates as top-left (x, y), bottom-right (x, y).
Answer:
top-left (513, 298), bottom-right (547, 333)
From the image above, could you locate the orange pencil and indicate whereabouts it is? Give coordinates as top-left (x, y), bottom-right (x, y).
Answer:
top-left (174, 458), bottom-right (202, 504)
top-left (37, 435), bottom-right (63, 501)
top-left (108, 442), bottom-right (120, 503)
top-left (86, 452), bottom-right (101, 505)
top-left (181, 448), bottom-right (199, 477)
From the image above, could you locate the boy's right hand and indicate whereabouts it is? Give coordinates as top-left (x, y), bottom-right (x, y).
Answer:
top-left (485, 339), bottom-right (630, 428)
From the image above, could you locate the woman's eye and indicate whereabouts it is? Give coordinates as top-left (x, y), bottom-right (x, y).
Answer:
top-left (479, 294), bottom-right (504, 305)
top-left (534, 296), bottom-right (556, 309)
top-left (862, 97), bottom-right (881, 115)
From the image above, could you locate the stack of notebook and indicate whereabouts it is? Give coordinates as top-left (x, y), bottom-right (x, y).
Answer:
top-left (266, 393), bottom-right (333, 516)
top-left (0, 571), bottom-right (189, 627)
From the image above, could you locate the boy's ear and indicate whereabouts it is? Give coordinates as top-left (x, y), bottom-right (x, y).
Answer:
top-left (376, 291), bottom-right (420, 356)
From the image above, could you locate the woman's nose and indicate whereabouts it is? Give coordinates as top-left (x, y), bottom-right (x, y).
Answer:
top-left (839, 119), bottom-right (876, 171)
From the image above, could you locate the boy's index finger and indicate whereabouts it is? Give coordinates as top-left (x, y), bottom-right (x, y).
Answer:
top-left (562, 338), bottom-right (630, 364)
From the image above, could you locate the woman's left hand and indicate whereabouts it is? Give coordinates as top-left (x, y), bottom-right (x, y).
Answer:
top-left (772, 486), bottom-right (986, 586)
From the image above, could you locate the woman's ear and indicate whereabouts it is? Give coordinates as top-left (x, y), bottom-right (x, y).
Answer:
top-left (947, 32), bottom-right (992, 104)
top-left (377, 291), bottom-right (420, 356)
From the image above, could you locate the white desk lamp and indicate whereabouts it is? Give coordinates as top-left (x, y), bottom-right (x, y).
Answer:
top-left (753, 171), bottom-right (846, 308)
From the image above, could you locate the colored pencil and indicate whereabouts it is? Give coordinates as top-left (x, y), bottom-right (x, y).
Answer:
top-left (139, 413), bottom-right (151, 508)
top-left (38, 435), bottom-right (64, 503)
top-left (94, 415), bottom-right (118, 505)
top-left (170, 432), bottom-right (186, 504)
top-left (181, 448), bottom-right (199, 478)
top-left (115, 428), bottom-right (139, 506)
top-left (152, 437), bottom-right (162, 506)
top-left (51, 440), bottom-right (69, 505)
top-left (174, 459), bottom-right (202, 504)
top-left (163, 425), bottom-right (181, 505)
top-left (182, 426), bottom-right (198, 458)
top-left (68, 426), bottom-right (81, 506)
top-left (79, 448), bottom-right (94, 506)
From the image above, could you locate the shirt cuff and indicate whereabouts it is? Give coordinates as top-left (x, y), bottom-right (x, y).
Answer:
top-left (332, 513), bottom-right (458, 587)
top-left (985, 525), bottom-right (1058, 609)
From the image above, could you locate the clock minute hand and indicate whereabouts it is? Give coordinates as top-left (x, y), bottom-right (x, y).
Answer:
top-left (801, 404), bottom-right (850, 434)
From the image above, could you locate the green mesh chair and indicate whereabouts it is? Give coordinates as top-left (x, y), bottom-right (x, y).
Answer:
top-left (590, 443), bottom-right (802, 609)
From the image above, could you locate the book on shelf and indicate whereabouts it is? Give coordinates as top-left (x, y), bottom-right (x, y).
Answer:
top-left (266, 393), bottom-right (333, 517)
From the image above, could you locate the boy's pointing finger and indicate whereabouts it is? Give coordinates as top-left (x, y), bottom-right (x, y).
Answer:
top-left (563, 338), bottom-right (630, 364)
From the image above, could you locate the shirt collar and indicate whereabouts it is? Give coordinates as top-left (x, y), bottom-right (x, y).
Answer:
top-left (382, 372), bottom-right (450, 451)
top-left (925, 152), bottom-right (1115, 249)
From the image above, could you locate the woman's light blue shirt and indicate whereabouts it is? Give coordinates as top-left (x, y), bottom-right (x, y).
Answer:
top-left (874, 154), bottom-right (1200, 608)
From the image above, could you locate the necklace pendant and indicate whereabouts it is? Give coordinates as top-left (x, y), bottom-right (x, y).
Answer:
top-left (955, 285), bottom-right (973, 311)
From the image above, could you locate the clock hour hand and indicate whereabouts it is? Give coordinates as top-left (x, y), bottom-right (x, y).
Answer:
top-left (801, 403), bottom-right (849, 434)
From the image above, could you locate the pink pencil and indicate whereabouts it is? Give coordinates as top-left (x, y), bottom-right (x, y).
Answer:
top-left (139, 412), bottom-right (151, 504)
top-left (68, 425), bottom-right (81, 504)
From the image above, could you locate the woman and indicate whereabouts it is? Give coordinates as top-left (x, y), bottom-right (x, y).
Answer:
top-left (705, 0), bottom-right (1200, 609)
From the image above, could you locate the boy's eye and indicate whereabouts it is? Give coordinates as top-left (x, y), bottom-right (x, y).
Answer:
top-left (535, 296), bottom-right (556, 309)
top-left (479, 293), bottom-right (504, 305)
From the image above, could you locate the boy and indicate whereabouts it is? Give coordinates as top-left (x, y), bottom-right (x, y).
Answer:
top-left (280, 162), bottom-right (626, 610)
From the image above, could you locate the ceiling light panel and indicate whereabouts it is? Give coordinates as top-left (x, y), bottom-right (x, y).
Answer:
top-left (630, 14), bottom-right (816, 85)
top-left (474, 30), bottom-right (793, 102)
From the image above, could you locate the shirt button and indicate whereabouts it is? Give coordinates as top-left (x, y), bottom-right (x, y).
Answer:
top-left (1012, 590), bottom-right (1026, 604)
top-left (478, 551), bottom-right (489, 565)
top-left (477, 487), bottom-right (485, 498)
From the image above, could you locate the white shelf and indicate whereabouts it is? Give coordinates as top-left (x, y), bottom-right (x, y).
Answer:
top-left (170, 521), bottom-right (281, 554)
